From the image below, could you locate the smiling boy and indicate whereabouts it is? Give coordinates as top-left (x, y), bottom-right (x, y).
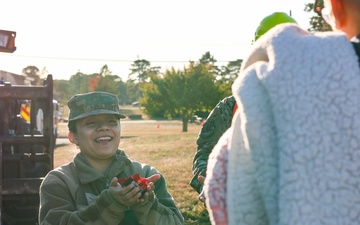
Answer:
top-left (39, 91), bottom-right (184, 225)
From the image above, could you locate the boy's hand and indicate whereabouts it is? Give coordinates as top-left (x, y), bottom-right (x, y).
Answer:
top-left (135, 174), bottom-right (161, 203)
top-left (198, 175), bottom-right (206, 204)
top-left (109, 177), bottom-right (142, 206)
top-left (109, 174), bottom-right (161, 206)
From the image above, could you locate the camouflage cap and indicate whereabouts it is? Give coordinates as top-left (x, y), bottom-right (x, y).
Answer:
top-left (67, 92), bottom-right (126, 122)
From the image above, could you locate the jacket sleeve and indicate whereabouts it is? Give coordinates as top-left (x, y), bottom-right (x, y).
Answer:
top-left (204, 127), bottom-right (232, 225)
top-left (131, 173), bottom-right (184, 225)
top-left (190, 96), bottom-right (236, 193)
top-left (39, 173), bottom-right (127, 225)
top-left (226, 62), bottom-right (278, 225)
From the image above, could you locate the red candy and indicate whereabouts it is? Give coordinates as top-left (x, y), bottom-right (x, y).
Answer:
top-left (118, 174), bottom-right (149, 196)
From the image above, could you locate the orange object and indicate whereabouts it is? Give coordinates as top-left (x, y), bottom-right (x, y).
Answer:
top-left (20, 104), bottom-right (30, 122)
top-left (232, 103), bottom-right (238, 117)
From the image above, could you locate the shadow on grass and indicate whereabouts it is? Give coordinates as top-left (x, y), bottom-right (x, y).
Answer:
top-left (120, 136), bottom-right (137, 139)
top-left (182, 209), bottom-right (211, 225)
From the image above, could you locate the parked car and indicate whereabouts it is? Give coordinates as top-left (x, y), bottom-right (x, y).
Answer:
top-left (189, 115), bottom-right (204, 124)
top-left (132, 101), bottom-right (140, 107)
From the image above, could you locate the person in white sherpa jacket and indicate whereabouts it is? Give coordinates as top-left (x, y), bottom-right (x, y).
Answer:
top-left (204, 0), bottom-right (360, 225)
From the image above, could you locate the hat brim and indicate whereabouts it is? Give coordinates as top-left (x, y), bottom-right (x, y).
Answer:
top-left (69, 109), bottom-right (126, 122)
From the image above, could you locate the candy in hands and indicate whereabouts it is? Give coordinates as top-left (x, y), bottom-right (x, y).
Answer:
top-left (118, 174), bottom-right (149, 196)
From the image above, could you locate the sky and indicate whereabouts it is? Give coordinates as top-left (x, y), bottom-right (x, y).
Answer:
top-left (0, 0), bottom-right (315, 81)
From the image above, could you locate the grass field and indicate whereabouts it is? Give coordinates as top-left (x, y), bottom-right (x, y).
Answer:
top-left (54, 120), bottom-right (212, 225)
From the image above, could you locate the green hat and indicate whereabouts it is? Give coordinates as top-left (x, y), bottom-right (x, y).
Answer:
top-left (254, 12), bottom-right (298, 42)
top-left (67, 92), bottom-right (126, 122)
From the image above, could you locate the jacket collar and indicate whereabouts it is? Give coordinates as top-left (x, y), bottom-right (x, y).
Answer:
top-left (75, 149), bottom-right (131, 184)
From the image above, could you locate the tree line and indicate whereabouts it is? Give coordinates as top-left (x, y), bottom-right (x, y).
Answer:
top-left (26, 2), bottom-right (328, 131)
top-left (50, 51), bottom-right (242, 131)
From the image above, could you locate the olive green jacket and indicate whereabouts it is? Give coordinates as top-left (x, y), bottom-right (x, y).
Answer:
top-left (39, 150), bottom-right (184, 225)
top-left (190, 96), bottom-right (236, 193)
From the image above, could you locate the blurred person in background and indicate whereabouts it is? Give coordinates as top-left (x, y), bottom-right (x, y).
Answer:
top-left (190, 12), bottom-right (298, 206)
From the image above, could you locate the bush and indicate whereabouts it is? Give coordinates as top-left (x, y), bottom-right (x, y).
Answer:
top-left (128, 114), bottom-right (142, 120)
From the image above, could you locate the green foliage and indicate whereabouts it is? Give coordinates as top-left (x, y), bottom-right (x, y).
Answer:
top-left (53, 79), bottom-right (72, 103)
top-left (99, 64), bottom-right (112, 77)
top-left (215, 59), bottom-right (242, 98)
top-left (221, 59), bottom-right (243, 82)
top-left (129, 59), bottom-right (161, 83)
top-left (59, 70), bottom-right (126, 106)
top-left (126, 81), bottom-right (141, 104)
top-left (96, 75), bottom-right (121, 95)
top-left (140, 76), bottom-right (168, 118)
top-left (304, 3), bottom-right (332, 32)
top-left (118, 81), bottom-right (128, 105)
top-left (197, 52), bottom-right (241, 99)
top-left (68, 72), bottom-right (91, 94)
top-left (199, 51), bottom-right (217, 65)
top-left (184, 62), bottom-right (220, 111)
top-left (53, 52), bottom-right (241, 118)
top-left (138, 52), bottom-right (240, 127)
top-left (128, 59), bottom-right (162, 103)
top-left (141, 62), bottom-right (219, 132)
